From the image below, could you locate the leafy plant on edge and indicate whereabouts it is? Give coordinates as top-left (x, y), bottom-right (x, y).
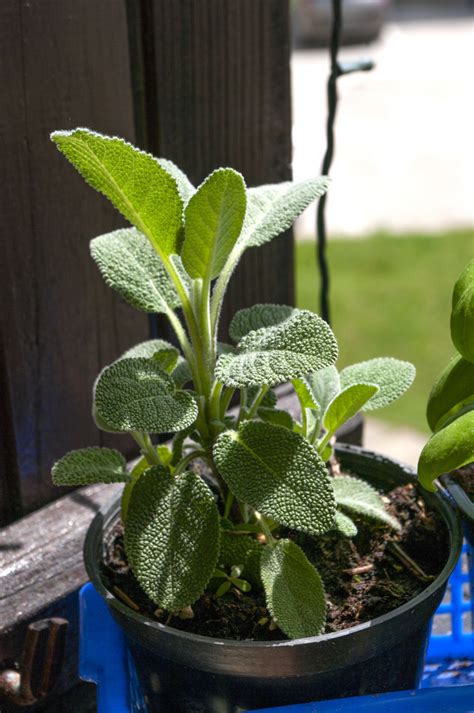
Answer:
top-left (418, 259), bottom-right (474, 491)
top-left (51, 129), bottom-right (415, 639)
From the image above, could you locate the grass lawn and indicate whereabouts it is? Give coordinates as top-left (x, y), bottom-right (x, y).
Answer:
top-left (295, 230), bottom-right (474, 433)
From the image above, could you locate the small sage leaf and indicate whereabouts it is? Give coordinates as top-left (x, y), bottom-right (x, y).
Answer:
top-left (305, 366), bottom-right (341, 416)
top-left (182, 168), bottom-right (246, 280)
top-left (125, 467), bottom-right (220, 610)
top-left (157, 159), bottom-right (195, 202)
top-left (229, 304), bottom-right (298, 343)
top-left (451, 258), bottom-right (474, 362)
top-left (324, 383), bottom-right (379, 438)
top-left (418, 410), bottom-right (474, 492)
top-left (258, 407), bottom-right (295, 430)
top-left (261, 539), bottom-right (326, 638)
top-left (426, 353), bottom-right (474, 432)
top-left (119, 339), bottom-right (192, 387)
top-left (216, 310), bottom-right (338, 388)
top-left (51, 129), bottom-right (183, 255)
top-left (90, 228), bottom-right (183, 314)
top-left (292, 378), bottom-right (317, 411)
top-left (219, 532), bottom-right (263, 588)
top-left (52, 447), bottom-right (128, 486)
top-left (121, 456), bottom-right (150, 522)
top-left (334, 510), bottom-right (358, 537)
top-left (213, 421), bottom-right (336, 536)
top-left (94, 358), bottom-right (198, 433)
top-left (340, 358), bottom-right (415, 411)
top-left (239, 178), bottom-right (330, 250)
top-left (332, 475), bottom-right (401, 531)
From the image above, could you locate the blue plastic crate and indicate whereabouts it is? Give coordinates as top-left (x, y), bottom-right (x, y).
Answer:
top-left (79, 542), bottom-right (474, 713)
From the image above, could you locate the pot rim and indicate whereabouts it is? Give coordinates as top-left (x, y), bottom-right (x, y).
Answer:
top-left (84, 444), bottom-right (463, 650)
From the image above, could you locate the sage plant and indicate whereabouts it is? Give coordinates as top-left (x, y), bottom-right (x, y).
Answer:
top-left (52, 129), bottom-right (415, 638)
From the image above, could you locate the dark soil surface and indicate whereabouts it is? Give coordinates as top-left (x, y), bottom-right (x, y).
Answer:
top-left (101, 480), bottom-right (449, 641)
top-left (455, 463), bottom-right (474, 499)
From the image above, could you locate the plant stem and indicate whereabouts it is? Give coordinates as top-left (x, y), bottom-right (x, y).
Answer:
top-left (224, 491), bottom-right (234, 519)
top-left (173, 449), bottom-right (207, 477)
top-left (132, 432), bottom-right (161, 466)
top-left (220, 387), bottom-right (235, 419)
top-left (246, 385), bottom-right (269, 420)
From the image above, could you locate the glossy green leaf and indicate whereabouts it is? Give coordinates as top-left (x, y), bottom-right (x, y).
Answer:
top-left (52, 447), bottom-right (128, 486)
top-left (324, 384), bottom-right (379, 438)
top-left (426, 353), bottom-right (474, 432)
top-left (451, 259), bottom-right (474, 362)
top-left (213, 421), bottom-right (336, 536)
top-left (125, 468), bottom-right (220, 609)
top-left (94, 358), bottom-right (197, 433)
top-left (229, 304), bottom-right (298, 343)
top-left (261, 539), bottom-right (326, 638)
top-left (51, 129), bottom-right (183, 255)
top-left (418, 410), bottom-right (474, 492)
top-left (90, 228), bottom-right (182, 314)
top-left (239, 178), bottom-right (330, 249)
top-left (182, 168), bottom-right (246, 280)
top-left (340, 358), bottom-right (415, 411)
top-left (332, 475), bottom-right (401, 530)
top-left (216, 310), bottom-right (338, 388)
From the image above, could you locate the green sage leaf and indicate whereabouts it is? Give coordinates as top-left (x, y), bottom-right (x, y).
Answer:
top-left (418, 410), bottom-right (474, 492)
top-left (119, 339), bottom-right (192, 386)
top-left (216, 310), bottom-right (338, 388)
top-left (182, 168), bottom-right (246, 280)
top-left (121, 456), bottom-right (150, 521)
top-left (261, 539), bottom-right (326, 638)
top-left (239, 178), bottom-right (330, 250)
top-left (90, 228), bottom-right (182, 314)
top-left (51, 128), bottom-right (183, 255)
top-left (94, 358), bottom-right (197, 433)
top-left (305, 366), bottom-right (341, 416)
top-left (451, 259), bottom-right (474, 362)
top-left (324, 383), bottom-right (379, 438)
top-left (125, 467), bottom-right (220, 610)
top-left (218, 532), bottom-right (263, 588)
top-left (334, 510), bottom-right (358, 537)
top-left (340, 358), bottom-right (415, 411)
top-left (213, 421), bottom-right (336, 536)
top-left (157, 159), bottom-right (195, 202)
top-left (427, 353), bottom-right (474, 432)
top-left (229, 304), bottom-right (298, 343)
top-left (258, 407), bottom-right (295, 430)
top-left (332, 475), bottom-right (401, 530)
top-left (52, 447), bottom-right (128, 486)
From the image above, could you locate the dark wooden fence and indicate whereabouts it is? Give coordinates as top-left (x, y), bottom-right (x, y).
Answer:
top-left (0, 0), bottom-right (293, 527)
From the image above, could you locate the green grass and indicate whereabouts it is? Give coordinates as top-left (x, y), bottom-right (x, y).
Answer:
top-left (295, 230), bottom-right (474, 433)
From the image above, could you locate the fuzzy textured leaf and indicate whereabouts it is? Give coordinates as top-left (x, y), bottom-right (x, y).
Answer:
top-left (258, 407), bottom-right (295, 430)
top-left (334, 510), bottom-right (358, 537)
top-left (418, 410), bottom-right (474, 492)
top-left (324, 384), bottom-right (379, 437)
top-left (119, 339), bottom-right (191, 386)
top-left (451, 259), bottom-right (474, 362)
top-left (332, 475), bottom-right (400, 530)
top-left (94, 358), bottom-right (197, 433)
top-left (340, 358), bottom-right (415, 411)
top-left (182, 168), bottom-right (246, 280)
top-left (121, 456), bottom-right (150, 521)
top-left (157, 159), bottom-right (195, 202)
top-left (229, 304), bottom-right (298, 343)
top-left (292, 378), bottom-right (318, 410)
top-left (218, 532), bottom-right (263, 588)
top-left (305, 366), bottom-right (341, 416)
top-left (52, 447), bottom-right (128, 486)
top-left (426, 353), bottom-right (474, 432)
top-left (125, 468), bottom-right (220, 609)
top-left (261, 539), bottom-right (326, 638)
top-left (239, 178), bottom-right (330, 249)
top-left (216, 310), bottom-right (338, 388)
top-left (51, 128), bottom-right (183, 255)
top-left (90, 228), bottom-right (182, 314)
top-left (213, 421), bottom-right (336, 536)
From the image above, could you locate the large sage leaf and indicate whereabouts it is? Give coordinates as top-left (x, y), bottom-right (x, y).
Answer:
top-left (229, 304), bottom-right (298, 343)
top-left (426, 353), bottom-right (474, 432)
top-left (125, 467), bottom-right (220, 610)
top-left (451, 258), bottom-right (474, 362)
top-left (332, 475), bottom-right (401, 530)
top-left (213, 421), bottom-right (336, 535)
top-left (94, 358), bottom-right (197, 433)
top-left (323, 384), bottom-right (379, 438)
top-left (340, 358), bottom-right (415, 411)
top-left (418, 410), bottom-right (474, 492)
top-left (239, 178), bottom-right (330, 250)
top-left (215, 310), bottom-right (338, 388)
top-left (52, 447), bottom-right (129, 486)
top-left (119, 340), bottom-right (192, 385)
top-left (261, 539), bottom-right (326, 638)
top-left (182, 168), bottom-right (246, 280)
top-left (90, 228), bottom-right (185, 314)
top-left (51, 129), bottom-right (183, 255)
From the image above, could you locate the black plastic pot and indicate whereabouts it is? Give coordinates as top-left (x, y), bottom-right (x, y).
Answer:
top-left (84, 445), bottom-right (462, 713)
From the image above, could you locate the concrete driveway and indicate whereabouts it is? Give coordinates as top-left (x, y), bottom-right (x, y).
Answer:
top-left (292, 10), bottom-right (474, 238)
